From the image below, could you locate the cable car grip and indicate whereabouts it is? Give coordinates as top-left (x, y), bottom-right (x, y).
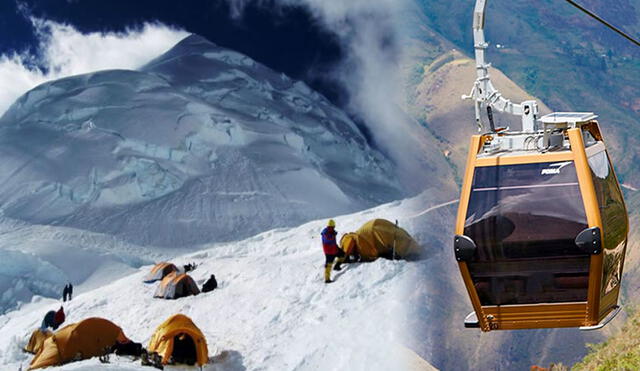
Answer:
top-left (575, 227), bottom-right (602, 255)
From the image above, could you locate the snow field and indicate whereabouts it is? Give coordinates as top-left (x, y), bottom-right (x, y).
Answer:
top-left (0, 217), bottom-right (167, 314)
top-left (0, 200), bottom-right (436, 370)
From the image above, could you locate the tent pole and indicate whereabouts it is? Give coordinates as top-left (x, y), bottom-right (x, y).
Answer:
top-left (392, 219), bottom-right (398, 260)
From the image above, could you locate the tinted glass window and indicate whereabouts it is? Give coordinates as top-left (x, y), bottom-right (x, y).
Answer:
top-left (588, 150), bottom-right (628, 296)
top-left (464, 161), bottom-right (589, 305)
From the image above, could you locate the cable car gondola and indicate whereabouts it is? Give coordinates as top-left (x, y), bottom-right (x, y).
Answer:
top-left (454, 0), bottom-right (629, 331)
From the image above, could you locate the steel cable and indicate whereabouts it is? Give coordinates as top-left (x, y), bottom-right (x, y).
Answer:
top-left (564, 0), bottom-right (640, 48)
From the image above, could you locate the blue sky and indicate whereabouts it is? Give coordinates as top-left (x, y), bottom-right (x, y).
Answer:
top-left (0, 0), bottom-right (346, 111)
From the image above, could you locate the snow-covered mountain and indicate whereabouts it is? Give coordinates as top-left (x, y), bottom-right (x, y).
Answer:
top-left (0, 193), bottom-right (443, 371)
top-left (0, 34), bottom-right (404, 248)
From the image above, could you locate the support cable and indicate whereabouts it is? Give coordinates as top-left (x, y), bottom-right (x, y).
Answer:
top-left (564, 0), bottom-right (640, 48)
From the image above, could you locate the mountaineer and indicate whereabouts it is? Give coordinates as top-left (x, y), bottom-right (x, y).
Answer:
top-left (202, 274), bottom-right (218, 293)
top-left (321, 219), bottom-right (345, 283)
top-left (40, 306), bottom-right (65, 331)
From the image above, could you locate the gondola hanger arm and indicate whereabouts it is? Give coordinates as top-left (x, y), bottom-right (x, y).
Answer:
top-left (462, 0), bottom-right (538, 132)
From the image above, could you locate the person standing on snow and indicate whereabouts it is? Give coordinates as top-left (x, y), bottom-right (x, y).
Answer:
top-left (68, 283), bottom-right (73, 301)
top-left (321, 219), bottom-right (345, 283)
top-left (62, 284), bottom-right (68, 302)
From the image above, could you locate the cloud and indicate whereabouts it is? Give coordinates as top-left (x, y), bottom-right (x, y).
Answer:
top-left (0, 18), bottom-right (188, 115)
top-left (230, 0), bottom-right (434, 192)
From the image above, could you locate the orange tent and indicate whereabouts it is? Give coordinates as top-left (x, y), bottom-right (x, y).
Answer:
top-left (24, 329), bottom-right (52, 354)
top-left (29, 317), bottom-right (129, 370)
top-left (148, 314), bottom-right (208, 366)
top-left (342, 219), bottom-right (421, 261)
top-left (144, 262), bottom-right (178, 283)
top-left (154, 272), bottom-right (200, 299)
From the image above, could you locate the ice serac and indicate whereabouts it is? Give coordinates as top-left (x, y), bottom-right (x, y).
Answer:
top-left (0, 34), bottom-right (404, 247)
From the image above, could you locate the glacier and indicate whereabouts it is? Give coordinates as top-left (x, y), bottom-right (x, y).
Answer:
top-left (0, 34), bottom-right (405, 248)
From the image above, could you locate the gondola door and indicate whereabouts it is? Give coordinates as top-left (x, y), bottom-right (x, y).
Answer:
top-left (581, 124), bottom-right (629, 321)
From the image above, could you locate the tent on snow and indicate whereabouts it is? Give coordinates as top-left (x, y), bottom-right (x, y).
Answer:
top-left (29, 317), bottom-right (129, 370)
top-left (154, 272), bottom-right (200, 299)
top-left (340, 219), bottom-right (421, 261)
top-left (144, 262), bottom-right (178, 283)
top-left (24, 329), bottom-right (52, 354)
top-left (148, 314), bottom-right (208, 366)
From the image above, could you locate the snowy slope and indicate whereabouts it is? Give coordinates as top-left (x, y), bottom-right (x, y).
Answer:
top-left (0, 34), bottom-right (403, 247)
top-left (0, 187), bottom-right (600, 371)
top-left (0, 193), bottom-right (444, 371)
top-left (0, 216), bottom-right (169, 314)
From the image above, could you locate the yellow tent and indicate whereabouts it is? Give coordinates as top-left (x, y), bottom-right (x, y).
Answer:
top-left (154, 272), bottom-right (200, 299)
top-left (340, 232), bottom-right (359, 257)
top-left (29, 317), bottom-right (129, 370)
top-left (147, 314), bottom-right (208, 366)
top-left (344, 219), bottom-right (421, 261)
top-left (144, 262), bottom-right (178, 283)
top-left (24, 329), bottom-right (52, 354)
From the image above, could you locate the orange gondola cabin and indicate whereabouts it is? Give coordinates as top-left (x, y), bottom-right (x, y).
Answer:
top-left (455, 113), bottom-right (629, 331)
top-left (454, 0), bottom-right (630, 332)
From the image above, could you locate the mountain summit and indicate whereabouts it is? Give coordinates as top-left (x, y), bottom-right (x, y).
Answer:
top-left (0, 34), bottom-right (404, 247)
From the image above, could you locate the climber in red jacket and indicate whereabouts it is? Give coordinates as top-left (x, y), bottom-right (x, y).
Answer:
top-left (321, 219), bottom-right (345, 283)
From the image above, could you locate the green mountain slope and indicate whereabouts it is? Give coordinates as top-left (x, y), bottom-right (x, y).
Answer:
top-left (409, 0), bottom-right (640, 308)
top-left (416, 0), bottom-right (640, 186)
top-left (399, 1), bottom-right (640, 370)
top-left (572, 305), bottom-right (640, 370)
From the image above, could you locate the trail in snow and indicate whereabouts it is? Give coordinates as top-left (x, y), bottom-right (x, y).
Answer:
top-left (402, 199), bottom-right (459, 220)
